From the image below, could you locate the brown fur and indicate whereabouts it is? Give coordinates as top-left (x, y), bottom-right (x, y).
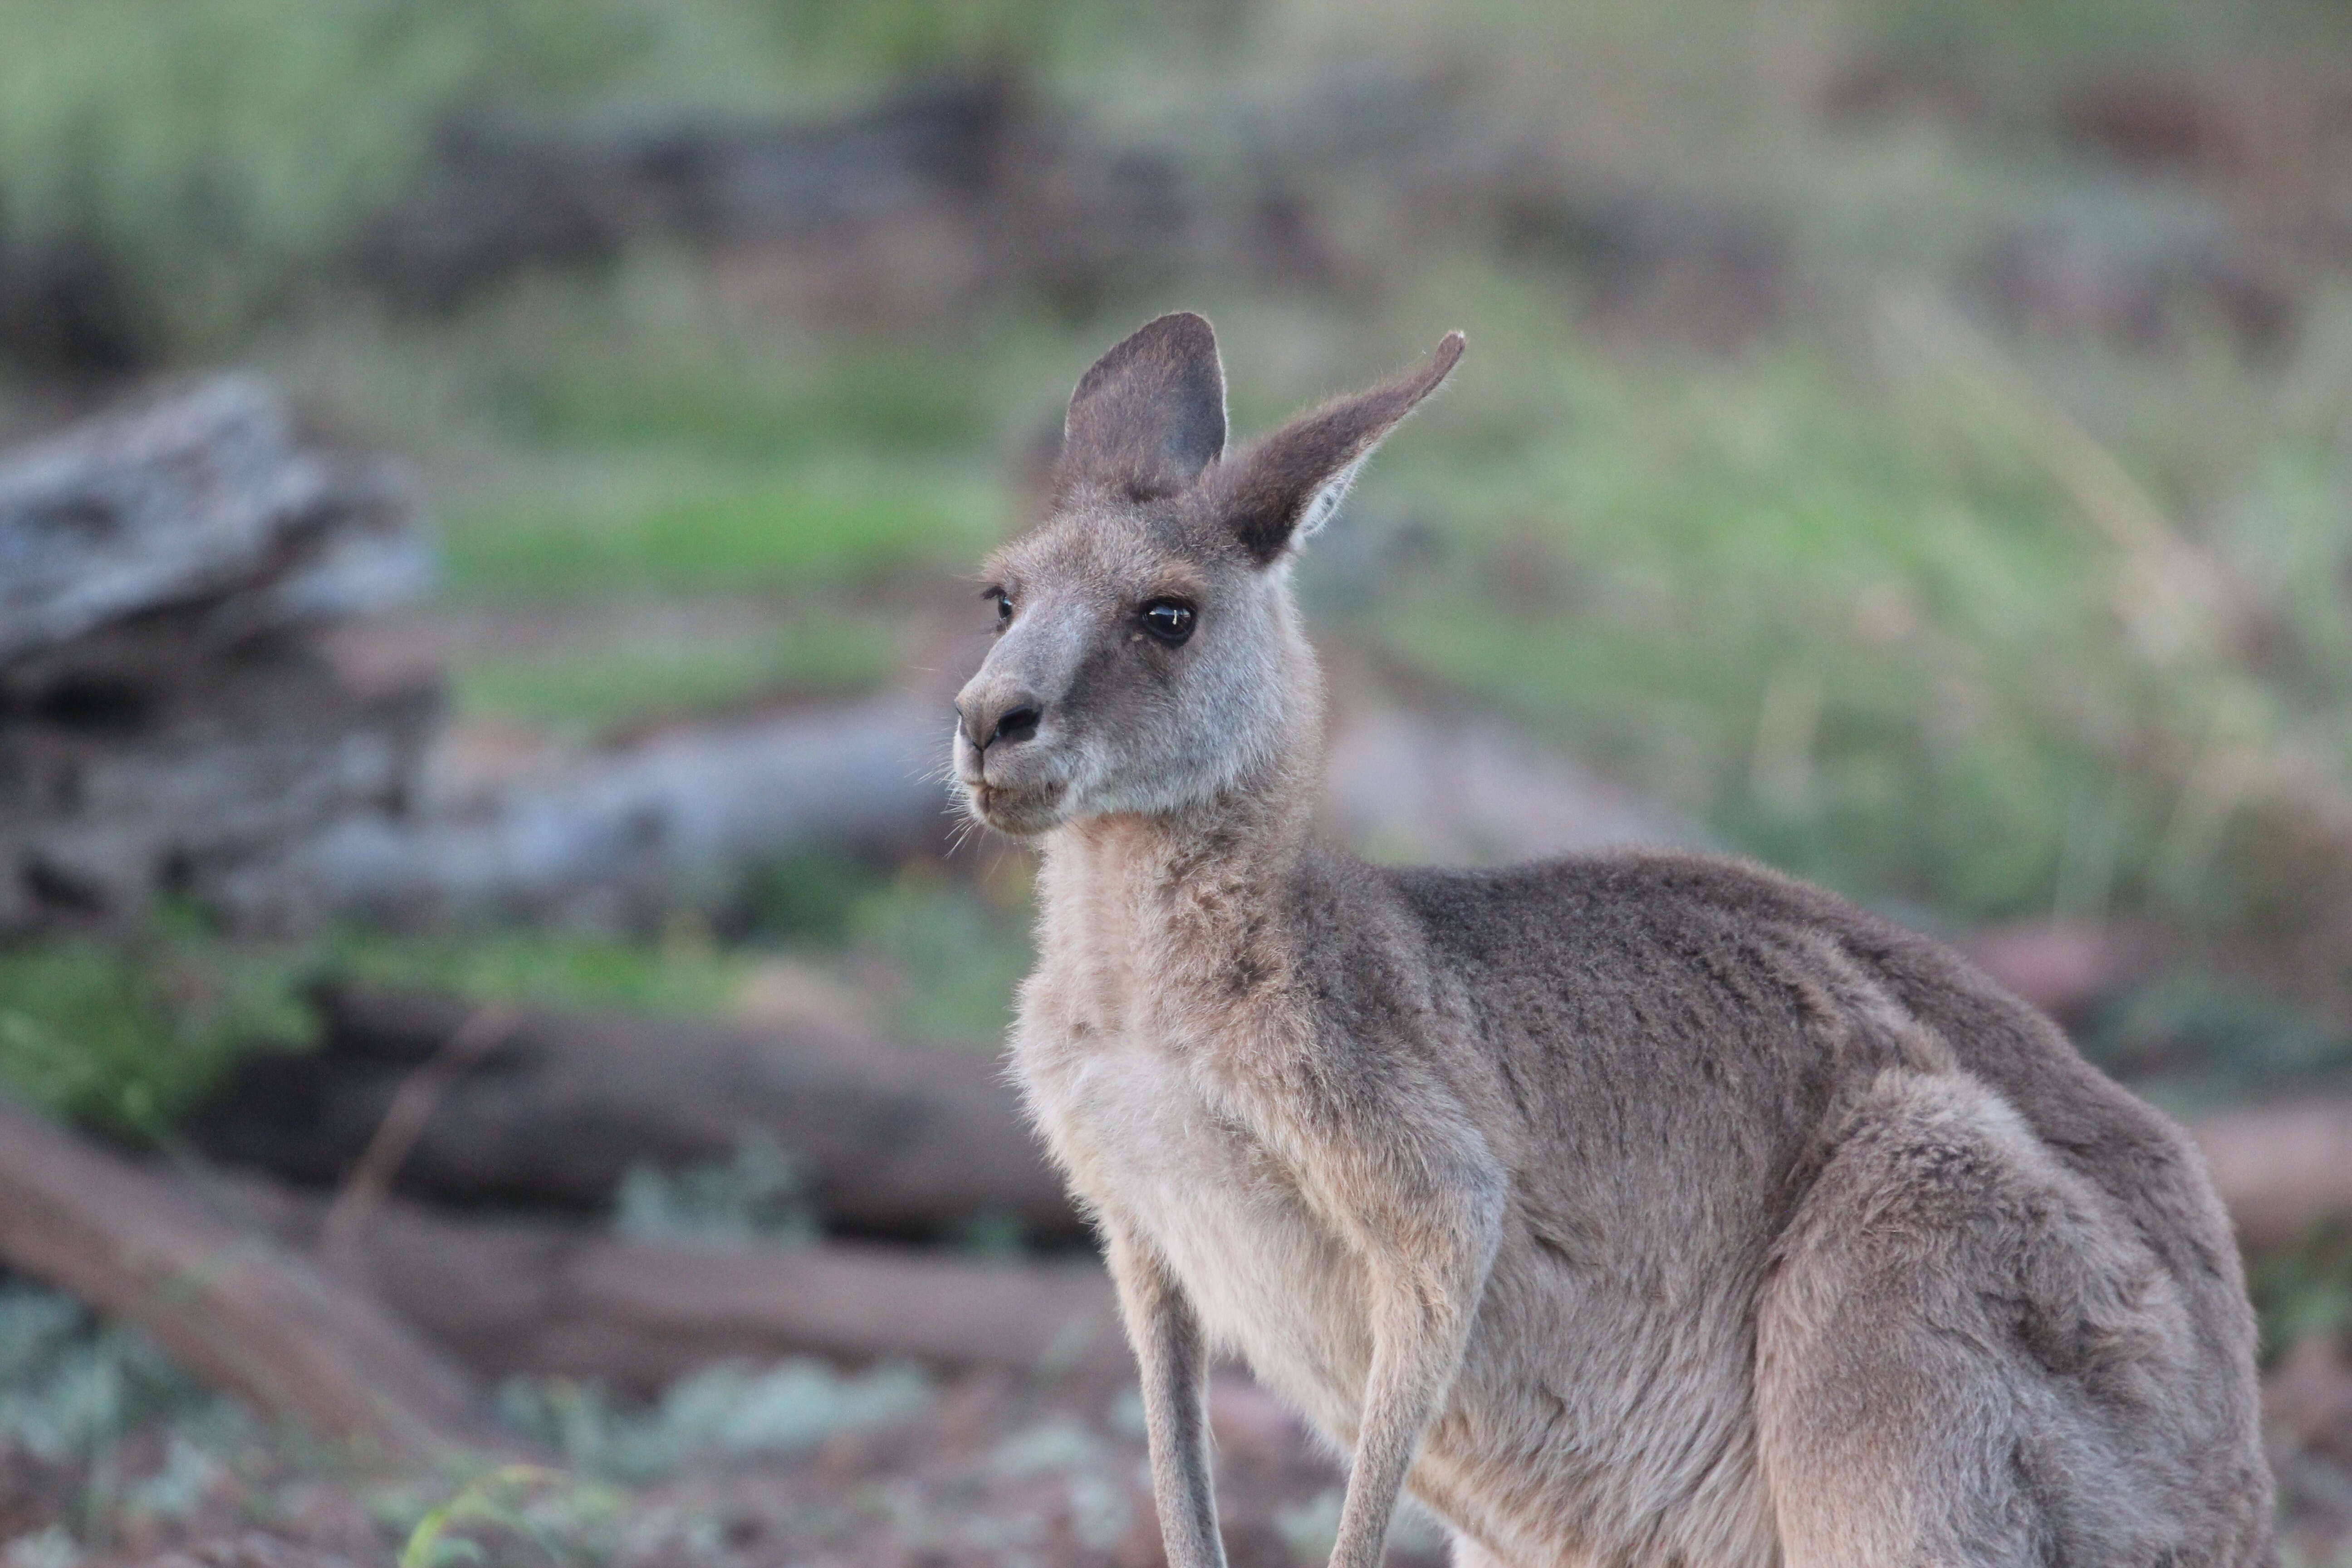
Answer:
top-left (951, 314), bottom-right (2274, 1567)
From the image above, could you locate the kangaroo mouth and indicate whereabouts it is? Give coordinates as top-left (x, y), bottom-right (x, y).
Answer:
top-left (965, 777), bottom-right (1068, 835)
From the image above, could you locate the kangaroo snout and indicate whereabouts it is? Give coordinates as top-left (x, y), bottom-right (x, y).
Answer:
top-left (957, 687), bottom-right (1045, 753)
top-left (951, 664), bottom-right (1072, 836)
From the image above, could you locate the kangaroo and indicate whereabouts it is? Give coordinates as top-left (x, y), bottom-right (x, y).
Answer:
top-left (951, 313), bottom-right (2274, 1568)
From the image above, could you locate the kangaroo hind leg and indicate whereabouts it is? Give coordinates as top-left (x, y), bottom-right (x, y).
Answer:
top-left (1755, 1068), bottom-right (2238, 1568)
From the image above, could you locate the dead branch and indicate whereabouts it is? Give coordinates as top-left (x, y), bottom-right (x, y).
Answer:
top-left (317, 1001), bottom-right (519, 1279)
top-left (0, 1098), bottom-right (481, 1457)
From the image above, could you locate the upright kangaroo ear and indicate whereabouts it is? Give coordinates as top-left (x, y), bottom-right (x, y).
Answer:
top-left (1059, 312), bottom-right (1227, 500)
top-left (1214, 331), bottom-right (1464, 564)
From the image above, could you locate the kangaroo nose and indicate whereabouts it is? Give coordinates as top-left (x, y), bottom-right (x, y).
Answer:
top-left (960, 692), bottom-right (1045, 751)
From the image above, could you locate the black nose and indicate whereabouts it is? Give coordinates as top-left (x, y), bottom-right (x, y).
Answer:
top-left (990, 703), bottom-right (1043, 748)
top-left (960, 694), bottom-right (1045, 751)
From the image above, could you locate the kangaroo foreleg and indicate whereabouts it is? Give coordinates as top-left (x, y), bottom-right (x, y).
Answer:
top-left (1105, 1219), bottom-right (1228, 1568)
top-left (1319, 1155), bottom-right (1505, 1568)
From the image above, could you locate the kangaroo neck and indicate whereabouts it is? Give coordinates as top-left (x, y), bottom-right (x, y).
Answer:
top-left (1033, 746), bottom-right (1324, 1040)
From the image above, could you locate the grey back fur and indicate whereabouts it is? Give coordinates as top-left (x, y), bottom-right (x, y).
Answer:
top-left (952, 314), bottom-right (2274, 1568)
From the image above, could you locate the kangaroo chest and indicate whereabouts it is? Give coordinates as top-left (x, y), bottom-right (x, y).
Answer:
top-left (1014, 975), bottom-right (1375, 1432)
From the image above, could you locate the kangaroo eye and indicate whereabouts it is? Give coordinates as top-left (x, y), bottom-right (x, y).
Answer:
top-left (1140, 598), bottom-right (1196, 646)
top-left (985, 588), bottom-right (1013, 629)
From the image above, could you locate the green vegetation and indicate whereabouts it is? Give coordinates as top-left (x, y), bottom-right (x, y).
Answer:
top-left (313, 925), bottom-right (754, 1015)
top-left (2248, 1222), bottom-right (2352, 1365)
top-left (450, 607), bottom-right (903, 733)
top-left (496, 1359), bottom-right (930, 1482)
top-left (0, 1285), bottom-right (250, 1550)
top-left (441, 456), bottom-right (997, 600)
top-left (0, 923), bottom-right (746, 1136)
top-left (613, 1132), bottom-right (819, 1244)
top-left (0, 931), bottom-right (311, 1137)
top-left (742, 856), bottom-right (1036, 1044)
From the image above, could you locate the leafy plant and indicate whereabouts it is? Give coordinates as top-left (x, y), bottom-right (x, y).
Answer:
top-left (0, 927), bottom-right (310, 1137)
top-left (495, 1361), bottom-right (930, 1482)
top-left (395, 1464), bottom-right (611, 1568)
top-left (612, 1132), bottom-right (818, 1245)
top-left (0, 1284), bottom-right (249, 1548)
top-left (315, 925), bottom-right (750, 1016)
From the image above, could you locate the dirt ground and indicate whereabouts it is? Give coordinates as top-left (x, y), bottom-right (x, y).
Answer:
top-left (5, 1366), bottom-right (1445, 1568)
top-left (6, 1344), bottom-right (2349, 1568)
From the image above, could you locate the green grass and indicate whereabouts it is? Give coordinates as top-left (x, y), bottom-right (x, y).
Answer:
top-left (1314, 327), bottom-right (2127, 919)
top-left (486, 342), bottom-right (997, 460)
top-left (439, 455), bottom-right (1002, 600)
top-left (0, 924), bottom-right (752, 1139)
top-left (841, 867), bottom-right (1036, 1045)
top-left (742, 855), bottom-right (1037, 1045)
top-left (2248, 1222), bottom-right (2352, 1365)
top-left (451, 606), bottom-right (904, 731)
top-left (315, 926), bottom-right (753, 1015)
top-left (0, 931), bottom-right (311, 1137)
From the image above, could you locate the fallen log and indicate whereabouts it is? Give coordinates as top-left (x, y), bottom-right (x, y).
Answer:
top-left (0, 378), bottom-right (439, 934)
top-left (214, 1174), bottom-right (1124, 1389)
top-left (290, 695), bottom-right (951, 926)
top-left (0, 378), bottom-right (426, 666)
top-left (192, 987), bottom-right (1083, 1245)
top-left (193, 987), bottom-right (2352, 1256)
top-left (0, 1099), bottom-right (481, 1457)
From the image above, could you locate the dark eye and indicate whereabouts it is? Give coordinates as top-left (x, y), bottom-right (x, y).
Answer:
top-left (985, 588), bottom-right (1013, 630)
top-left (1139, 598), bottom-right (1196, 646)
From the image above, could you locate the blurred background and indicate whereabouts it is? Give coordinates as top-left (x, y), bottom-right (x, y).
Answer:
top-left (5, 0), bottom-right (2352, 1563)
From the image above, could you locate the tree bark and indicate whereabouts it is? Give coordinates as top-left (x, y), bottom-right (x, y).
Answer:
top-left (0, 1099), bottom-right (482, 1457)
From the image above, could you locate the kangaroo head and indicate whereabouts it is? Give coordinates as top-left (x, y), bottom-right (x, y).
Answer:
top-left (954, 313), bottom-right (1463, 836)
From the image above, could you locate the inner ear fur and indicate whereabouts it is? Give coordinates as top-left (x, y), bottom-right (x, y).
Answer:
top-left (1059, 312), bottom-right (1228, 500)
top-left (1214, 331), bottom-right (1464, 564)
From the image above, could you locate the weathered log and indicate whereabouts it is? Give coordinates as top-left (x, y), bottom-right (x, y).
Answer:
top-left (360, 77), bottom-right (1018, 309)
top-left (0, 1099), bottom-right (481, 1456)
top-left (192, 987), bottom-right (1083, 1245)
top-left (0, 378), bottom-right (426, 665)
top-left (291, 695), bottom-right (951, 926)
top-left (0, 378), bottom-right (439, 933)
top-left (213, 1174), bottom-right (1123, 1389)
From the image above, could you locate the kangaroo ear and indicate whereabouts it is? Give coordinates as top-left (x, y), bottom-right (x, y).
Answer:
top-left (1213, 332), bottom-right (1463, 564)
top-left (1059, 312), bottom-right (1227, 500)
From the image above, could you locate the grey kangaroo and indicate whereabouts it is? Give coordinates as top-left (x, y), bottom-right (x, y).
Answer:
top-left (951, 313), bottom-right (2273, 1567)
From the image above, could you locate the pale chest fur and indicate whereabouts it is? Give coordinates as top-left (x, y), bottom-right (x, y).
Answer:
top-left (1012, 829), bottom-right (1375, 1434)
